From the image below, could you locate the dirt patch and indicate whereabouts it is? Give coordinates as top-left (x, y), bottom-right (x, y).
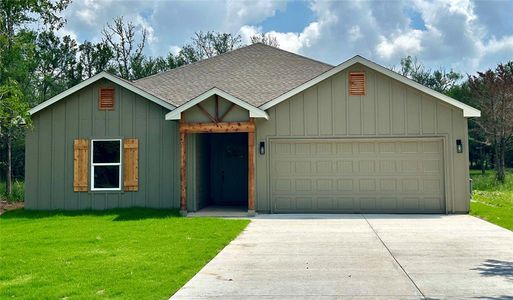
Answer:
top-left (0, 201), bottom-right (24, 215)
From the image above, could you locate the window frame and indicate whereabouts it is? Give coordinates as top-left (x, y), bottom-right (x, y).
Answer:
top-left (90, 138), bottom-right (122, 191)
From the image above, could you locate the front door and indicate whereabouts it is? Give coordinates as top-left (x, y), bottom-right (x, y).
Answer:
top-left (211, 133), bottom-right (248, 205)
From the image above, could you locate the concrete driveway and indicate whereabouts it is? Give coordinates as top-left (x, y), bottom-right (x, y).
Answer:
top-left (172, 215), bottom-right (513, 299)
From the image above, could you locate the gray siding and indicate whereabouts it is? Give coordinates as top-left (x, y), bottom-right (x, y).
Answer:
top-left (255, 63), bottom-right (471, 213)
top-left (25, 78), bottom-right (179, 210)
top-left (26, 63), bottom-right (471, 213)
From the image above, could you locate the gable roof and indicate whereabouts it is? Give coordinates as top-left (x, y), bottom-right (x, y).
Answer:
top-left (29, 72), bottom-right (175, 115)
top-left (260, 55), bottom-right (481, 117)
top-left (165, 87), bottom-right (269, 120)
top-left (133, 43), bottom-right (333, 108)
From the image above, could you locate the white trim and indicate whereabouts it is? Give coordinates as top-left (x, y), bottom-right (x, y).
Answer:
top-left (165, 87), bottom-right (269, 120)
top-left (91, 139), bottom-right (122, 191)
top-left (29, 72), bottom-right (176, 115)
top-left (259, 55), bottom-right (481, 117)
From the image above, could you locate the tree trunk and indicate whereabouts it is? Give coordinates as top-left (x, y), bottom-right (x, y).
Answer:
top-left (495, 139), bottom-right (506, 183)
top-left (6, 133), bottom-right (12, 198)
top-left (480, 147), bottom-right (486, 175)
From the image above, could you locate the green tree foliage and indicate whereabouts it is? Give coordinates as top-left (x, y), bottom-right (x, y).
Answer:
top-left (396, 56), bottom-right (463, 93)
top-left (34, 31), bottom-right (82, 103)
top-left (0, 0), bottom-right (70, 199)
top-left (0, 80), bottom-right (31, 196)
top-left (79, 41), bottom-right (115, 78)
top-left (178, 31), bottom-right (243, 64)
top-left (250, 32), bottom-right (279, 47)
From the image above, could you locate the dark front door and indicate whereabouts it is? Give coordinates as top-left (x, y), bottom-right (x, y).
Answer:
top-left (210, 133), bottom-right (248, 206)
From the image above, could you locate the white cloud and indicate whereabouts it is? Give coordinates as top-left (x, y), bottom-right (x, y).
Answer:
top-left (376, 30), bottom-right (423, 59)
top-left (225, 0), bottom-right (286, 30)
top-left (56, 28), bottom-right (78, 41)
top-left (348, 26), bottom-right (362, 42)
top-left (238, 21), bottom-right (322, 53)
top-left (169, 45), bottom-right (182, 56)
top-left (58, 0), bottom-right (513, 74)
top-left (135, 15), bottom-right (156, 44)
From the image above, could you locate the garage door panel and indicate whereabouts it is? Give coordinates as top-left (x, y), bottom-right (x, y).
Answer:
top-left (271, 139), bottom-right (445, 213)
top-left (296, 197), bottom-right (313, 209)
top-left (336, 197), bottom-right (355, 210)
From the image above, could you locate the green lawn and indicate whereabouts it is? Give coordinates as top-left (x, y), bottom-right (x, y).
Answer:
top-left (0, 209), bottom-right (249, 299)
top-left (470, 169), bottom-right (513, 231)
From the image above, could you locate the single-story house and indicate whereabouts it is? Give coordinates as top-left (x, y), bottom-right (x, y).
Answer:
top-left (26, 43), bottom-right (480, 215)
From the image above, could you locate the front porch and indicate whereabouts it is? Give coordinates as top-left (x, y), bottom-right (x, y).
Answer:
top-left (167, 90), bottom-right (268, 216)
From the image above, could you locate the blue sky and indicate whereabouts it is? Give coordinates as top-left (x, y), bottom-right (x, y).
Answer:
top-left (58, 0), bottom-right (513, 75)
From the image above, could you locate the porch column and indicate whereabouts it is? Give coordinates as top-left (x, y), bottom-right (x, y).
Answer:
top-left (248, 119), bottom-right (256, 216)
top-left (180, 130), bottom-right (187, 216)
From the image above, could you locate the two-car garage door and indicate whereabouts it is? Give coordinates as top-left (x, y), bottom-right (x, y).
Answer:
top-left (270, 139), bottom-right (445, 213)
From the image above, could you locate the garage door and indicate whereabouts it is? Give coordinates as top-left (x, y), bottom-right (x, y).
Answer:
top-left (270, 139), bottom-right (445, 213)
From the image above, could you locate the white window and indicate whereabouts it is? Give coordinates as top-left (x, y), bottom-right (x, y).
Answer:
top-left (91, 139), bottom-right (122, 191)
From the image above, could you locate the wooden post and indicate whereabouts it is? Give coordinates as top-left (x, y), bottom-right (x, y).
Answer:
top-left (247, 119), bottom-right (256, 216)
top-left (180, 130), bottom-right (187, 216)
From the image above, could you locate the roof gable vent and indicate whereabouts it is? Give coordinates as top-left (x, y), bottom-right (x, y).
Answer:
top-left (349, 72), bottom-right (365, 96)
top-left (99, 88), bottom-right (115, 110)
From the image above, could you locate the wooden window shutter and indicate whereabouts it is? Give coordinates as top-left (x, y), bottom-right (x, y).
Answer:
top-left (123, 138), bottom-right (139, 191)
top-left (99, 88), bottom-right (115, 110)
top-left (73, 139), bottom-right (89, 192)
top-left (349, 72), bottom-right (366, 96)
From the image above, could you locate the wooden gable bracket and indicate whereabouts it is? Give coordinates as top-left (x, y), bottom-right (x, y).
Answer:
top-left (219, 103), bottom-right (236, 122)
top-left (196, 103), bottom-right (218, 123)
top-left (195, 95), bottom-right (239, 124)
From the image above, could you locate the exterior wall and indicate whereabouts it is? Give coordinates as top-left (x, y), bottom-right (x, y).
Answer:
top-left (255, 63), bottom-right (471, 213)
top-left (26, 64), bottom-right (472, 213)
top-left (186, 133), bottom-right (211, 211)
top-left (25, 78), bottom-right (180, 210)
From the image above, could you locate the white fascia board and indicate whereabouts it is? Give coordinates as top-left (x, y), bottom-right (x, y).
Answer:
top-left (260, 56), bottom-right (481, 118)
top-left (165, 88), bottom-right (269, 120)
top-left (29, 72), bottom-right (176, 115)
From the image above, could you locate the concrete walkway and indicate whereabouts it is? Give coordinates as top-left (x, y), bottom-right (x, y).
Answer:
top-left (171, 215), bottom-right (513, 299)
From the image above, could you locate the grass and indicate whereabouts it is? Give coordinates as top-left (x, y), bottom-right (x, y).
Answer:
top-left (0, 208), bottom-right (249, 299)
top-left (470, 169), bottom-right (513, 231)
top-left (0, 180), bottom-right (25, 202)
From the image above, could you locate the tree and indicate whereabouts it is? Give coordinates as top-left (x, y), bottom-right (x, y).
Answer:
top-left (102, 16), bottom-right (147, 80)
top-left (131, 55), bottom-right (169, 79)
top-left (0, 80), bottom-right (31, 197)
top-left (250, 32), bottom-right (279, 47)
top-left (79, 41), bottom-right (114, 78)
top-left (396, 56), bottom-right (463, 94)
top-left (0, 0), bottom-right (70, 198)
top-left (468, 62), bottom-right (513, 183)
top-left (177, 31), bottom-right (242, 63)
top-left (33, 31), bottom-right (85, 102)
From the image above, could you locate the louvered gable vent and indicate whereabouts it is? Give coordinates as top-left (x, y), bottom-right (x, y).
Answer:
top-left (349, 72), bottom-right (365, 96)
top-left (99, 88), bottom-right (115, 110)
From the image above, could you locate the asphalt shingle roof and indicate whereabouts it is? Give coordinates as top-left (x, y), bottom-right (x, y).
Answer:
top-left (133, 43), bottom-right (333, 107)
